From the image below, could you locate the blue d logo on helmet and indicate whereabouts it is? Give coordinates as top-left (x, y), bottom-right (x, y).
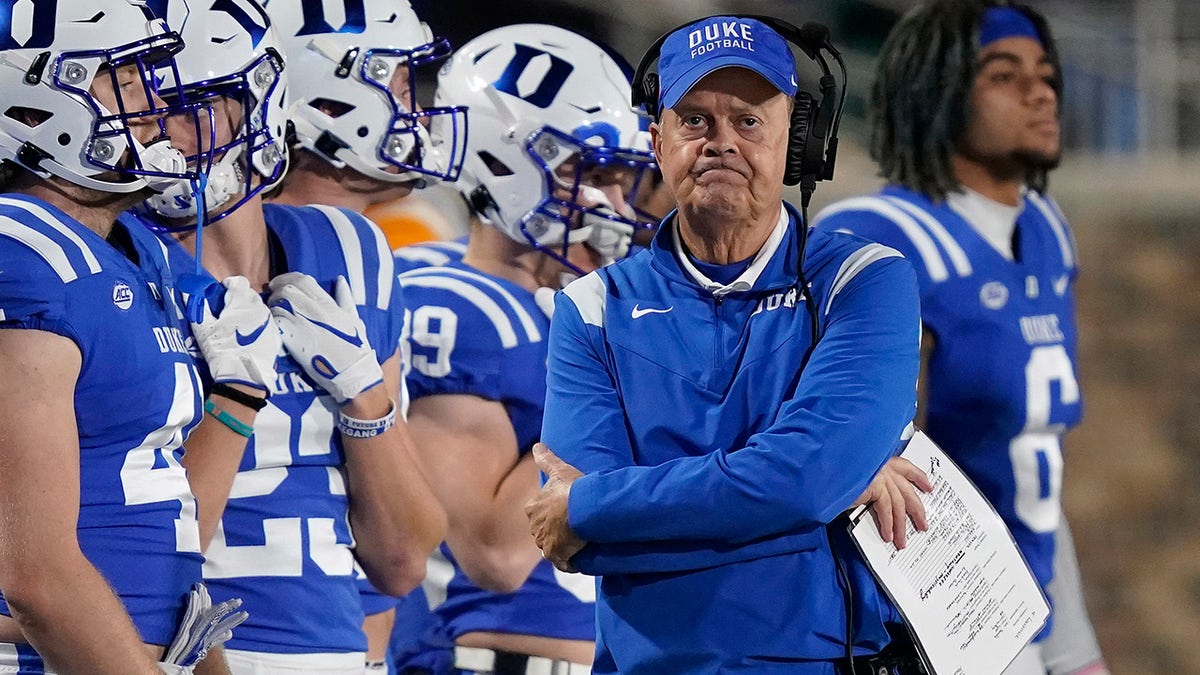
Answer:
top-left (657, 16), bottom-right (799, 111)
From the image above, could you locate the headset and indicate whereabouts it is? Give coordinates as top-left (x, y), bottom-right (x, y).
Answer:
top-left (631, 15), bottom-right (847, 209)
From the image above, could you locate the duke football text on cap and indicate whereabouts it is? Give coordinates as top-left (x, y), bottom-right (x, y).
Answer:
top-left (657, 16), bottom-right (799, 112)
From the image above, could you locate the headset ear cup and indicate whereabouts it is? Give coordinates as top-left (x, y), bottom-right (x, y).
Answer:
top-left (643, 73), bottom-right (660, 119)
top-left (784, 92), bottom-right (814, 187)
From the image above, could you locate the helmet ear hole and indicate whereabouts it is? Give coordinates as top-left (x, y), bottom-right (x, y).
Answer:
top-left (309, 98), bottom-right (355, 119)
top-left (477, 150), bottom-right (513, 177)
top-left (3, 106), bottom-right (52, 128)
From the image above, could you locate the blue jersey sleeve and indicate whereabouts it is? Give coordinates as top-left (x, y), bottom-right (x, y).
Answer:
top-left (0, 239), bottom-right (77, 342)
top-left (557, 255), bottom-right (920, 546)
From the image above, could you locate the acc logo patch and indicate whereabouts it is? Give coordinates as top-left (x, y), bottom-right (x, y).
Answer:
top-left (980, 281), bottom-right (1008, 310)
top-left (112, 281), bottom-right (134, 310)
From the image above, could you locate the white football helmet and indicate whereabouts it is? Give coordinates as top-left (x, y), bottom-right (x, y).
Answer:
top-left (0, 0), bottom-right (197, 193)
top-left (144, 0), bottom-right (289, 223)
top-left (264, 0), bottom-right (465, 184)
top-left (433, 23), bottom-right (657, 272)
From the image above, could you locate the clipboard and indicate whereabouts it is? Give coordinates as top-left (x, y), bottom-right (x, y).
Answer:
top-left (848, 431), bottom-right (1049, 675)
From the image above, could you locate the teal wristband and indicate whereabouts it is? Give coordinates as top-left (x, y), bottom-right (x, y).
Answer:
top-left (204, 399), bottom-right (254, 438)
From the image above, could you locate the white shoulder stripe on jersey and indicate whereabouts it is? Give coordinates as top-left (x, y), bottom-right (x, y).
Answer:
top-left (562, 271), bottom-right (607, 328)
top-left (0, 216), bottom-right (86, 282)
top-left (0, 196), bottom-right (103, 276)
top-left (881, 196), bottom-right (972, 277)
top-left (0, 643), bottom-right (20, 668)
top-left (401, 266), bottom-right (541, 342)
top-left (396, 247), bottom-right (452, 266)
top-left (824, 243), bottom-right (903, 317)
top-left (312, 205), bottom-right (376, 309)
top-left (0, 308), bottom-right (5, 321)
top-left (815, 197), bottom-right (952, 282)
top-left (365, 218), bottom-right (394, 310)
top-left (1027, 192), bottom-right (1075, 269)
top-left (150, 233), bottom-right (172, 273)
top-left (400, 275), bottom-right (525, 348)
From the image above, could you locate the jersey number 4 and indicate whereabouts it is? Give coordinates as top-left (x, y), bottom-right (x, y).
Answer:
top-left (120, 362), bottom-right (202, 554)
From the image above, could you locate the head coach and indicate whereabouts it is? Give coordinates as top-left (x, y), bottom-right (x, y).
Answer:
top-left (525, 14), bottom-right (930, 674)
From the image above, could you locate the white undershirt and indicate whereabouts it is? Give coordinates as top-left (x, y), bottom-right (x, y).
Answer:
top-left (946, 186), bottom-right (1025, 260)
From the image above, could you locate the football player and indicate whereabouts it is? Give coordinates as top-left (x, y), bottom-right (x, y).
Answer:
top-left (0, 0), bottom-right (264, 671)
top-left (262, 0), bottom-right (464, 670)
top-left (814, 2), bottom-right (1108, 674)
top-left (131, 2), bottom-right (447, 673)
top-left (392, 23), bottom-right (656, 675)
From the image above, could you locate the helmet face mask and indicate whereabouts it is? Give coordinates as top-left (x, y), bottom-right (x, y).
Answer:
top-left (351, 42), bottom-right (467, 182)
top-left (266, 0), bottom-right (467, 185)
top-left (0, 0), bottom-right (204, 194)
top-left (435, 23), bottom-right (658, 276)
top-left (514, 126), bottom-right (654, 268)
top-left (143, 1), bottom-right (290, 226)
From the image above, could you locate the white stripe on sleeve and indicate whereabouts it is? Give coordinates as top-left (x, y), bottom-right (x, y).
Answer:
top-left (824, 243), bottom-right (903, 317)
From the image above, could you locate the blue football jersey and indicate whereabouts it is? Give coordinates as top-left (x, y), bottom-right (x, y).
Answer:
top-left (157, 203), bottom-right (404, 654)
top-left (0, 196), bottom-right (204, 648)
top-left (814, 186), bottom-right (1082, 602)
top-left (398, 262), bottom-right (595, 642)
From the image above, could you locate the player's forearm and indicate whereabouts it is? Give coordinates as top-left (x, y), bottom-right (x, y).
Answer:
top-left (2, 553), bottom-right (163, 675)
top-left (446, 451), bottom-right (543, 592)
top-left (183, 394), bottom-right (258, 550)
top-left (344, 418), bottom-right (447, 595)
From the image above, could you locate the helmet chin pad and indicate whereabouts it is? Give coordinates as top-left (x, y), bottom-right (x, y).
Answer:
top-left (144, 150), bottom-right (242, 219)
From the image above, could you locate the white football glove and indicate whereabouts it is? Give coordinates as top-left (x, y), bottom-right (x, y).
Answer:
top-left (268, 272), bottom-right (383, 405)
top-left (161, 583), bottom-right (248, 669)
top-left (190, 276), bottom-right (281, 393)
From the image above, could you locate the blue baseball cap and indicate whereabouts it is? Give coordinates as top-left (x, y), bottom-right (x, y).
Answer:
top-left (657, 16), bottom-right (799, 112)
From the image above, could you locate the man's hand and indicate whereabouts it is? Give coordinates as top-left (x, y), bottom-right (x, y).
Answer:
top-left (190, 276), bottom-right (281, 392)
top-left (267, 273), bottom-right (383, 404)
top-left (852, 456), bottom-right (932, 549)
top-left (525, 443), bottom-right (587, 572)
